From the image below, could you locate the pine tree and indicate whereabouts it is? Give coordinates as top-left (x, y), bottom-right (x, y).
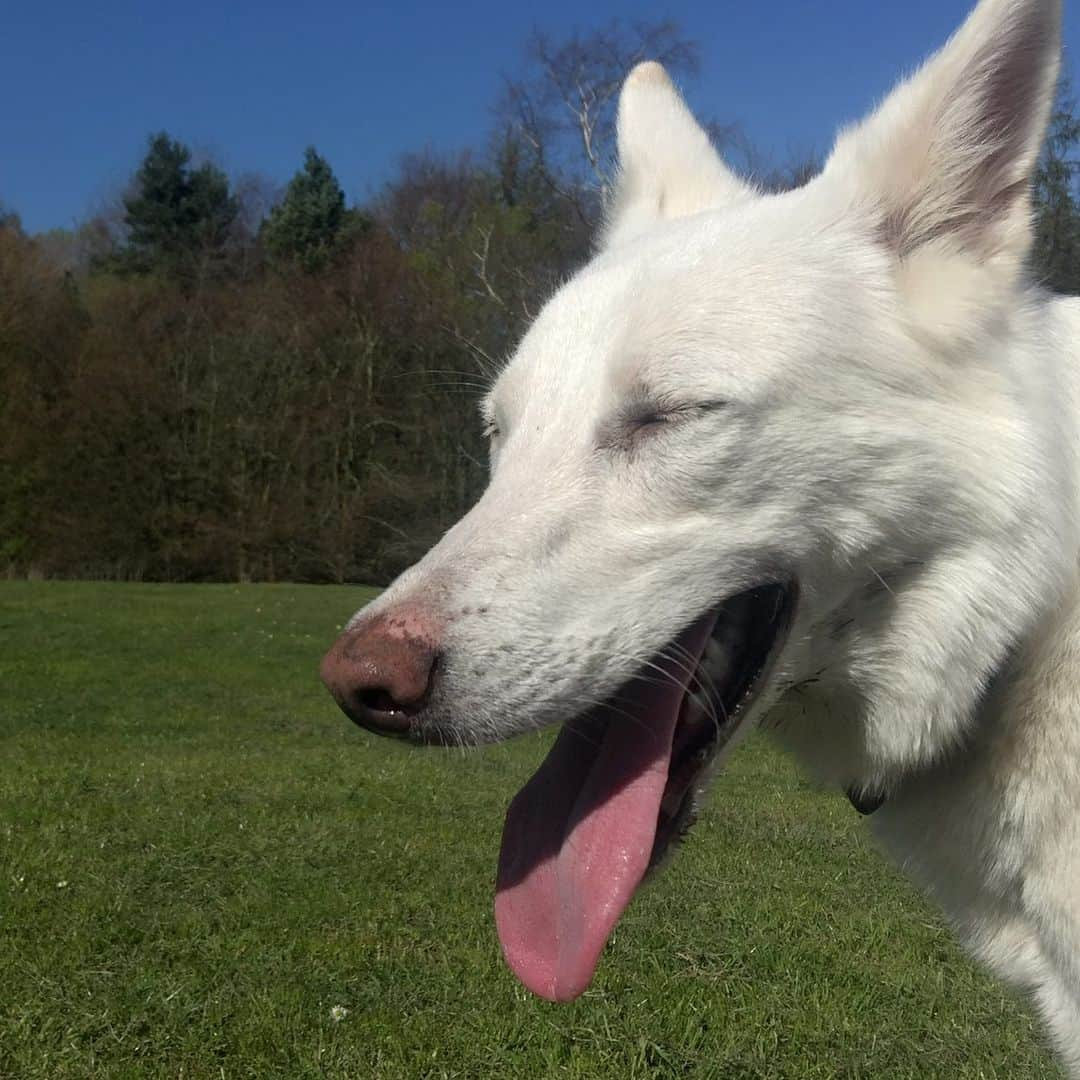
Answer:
top-left (121, 133), bottom-right (238, 277)
top-left (1033, 80), bottom-right (1080, 294)
top-left (263, 147), bottom-right (365, 272)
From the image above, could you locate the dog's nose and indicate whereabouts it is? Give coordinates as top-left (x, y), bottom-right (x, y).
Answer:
top-left (320, 614), bottom-right (439, 738)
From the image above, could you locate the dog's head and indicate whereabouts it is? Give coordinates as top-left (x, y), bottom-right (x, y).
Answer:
top-left (322, 0), bottom-right (1076, 1002)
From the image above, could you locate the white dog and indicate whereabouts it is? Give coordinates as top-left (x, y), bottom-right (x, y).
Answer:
top-left (322, 0), bottom-right (1080, 1071)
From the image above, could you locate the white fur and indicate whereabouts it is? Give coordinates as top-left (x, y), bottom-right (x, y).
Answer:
top-left (346, 0), bottom-right (1080, 1069)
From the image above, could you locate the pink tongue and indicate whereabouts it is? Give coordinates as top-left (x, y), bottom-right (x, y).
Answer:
top-left (495, 616), bottom-right (714, 1002)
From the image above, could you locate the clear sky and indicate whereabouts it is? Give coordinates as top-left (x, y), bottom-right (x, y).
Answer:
top-left (4, 0), bottom-right (1080, 234)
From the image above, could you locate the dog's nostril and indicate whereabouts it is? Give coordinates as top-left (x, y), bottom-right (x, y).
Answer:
top-left (360, 688), bottom-right (410, 716)
top-left (321, 618), bottom-right (440, 739)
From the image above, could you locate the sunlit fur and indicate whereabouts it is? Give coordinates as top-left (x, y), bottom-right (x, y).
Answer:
top-left (344, 0), bottom-right (1080, 1069)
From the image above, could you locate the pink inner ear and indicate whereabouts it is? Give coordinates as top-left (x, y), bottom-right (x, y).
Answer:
top-left (939, 8), bottom-right (1058, 237)
top-left (848, 0), bottom-right (1059, 262)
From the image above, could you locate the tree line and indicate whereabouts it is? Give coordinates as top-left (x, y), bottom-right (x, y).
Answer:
top-left (4, 25), bottom-right (1080, 584)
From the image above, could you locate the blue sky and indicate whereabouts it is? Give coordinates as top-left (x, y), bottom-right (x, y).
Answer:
top-left (4, 0), bottom-right (1080, 234)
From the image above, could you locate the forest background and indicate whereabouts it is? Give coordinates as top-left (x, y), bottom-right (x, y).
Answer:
top-left (5, 22), bottom-right (1080, 584)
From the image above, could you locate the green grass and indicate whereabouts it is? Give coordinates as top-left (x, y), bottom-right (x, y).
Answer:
top-left (0, 582), bottom-right (1061, 1078)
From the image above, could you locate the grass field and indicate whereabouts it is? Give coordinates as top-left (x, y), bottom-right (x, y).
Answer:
top-left (0, 582), bottom-right (1061, 1078)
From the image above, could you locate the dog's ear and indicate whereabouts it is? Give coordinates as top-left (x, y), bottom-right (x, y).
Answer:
top-left (603, 62), bottom-right (756, 248)
top-left (823, 0), bottom-right (1060, 290)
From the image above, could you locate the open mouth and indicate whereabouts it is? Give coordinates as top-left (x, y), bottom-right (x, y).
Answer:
top-left (495, 581), bottom-right (797, 1003)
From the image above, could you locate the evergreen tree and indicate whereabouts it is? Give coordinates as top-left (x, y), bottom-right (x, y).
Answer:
top-left (263, 147), bottom-right (366, 272)
top-left (1033, 80), bottom-right (1080, 294)
top-left (121, 132), bottom-right (238, 276)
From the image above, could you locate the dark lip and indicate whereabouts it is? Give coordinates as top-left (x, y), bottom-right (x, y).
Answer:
top-left (408, 580), bottom-right (799, 756)
top-left (649, 579), bottom-right (799, 868)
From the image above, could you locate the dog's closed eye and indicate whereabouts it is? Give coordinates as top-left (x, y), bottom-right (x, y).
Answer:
top-left (482, 398), bottom-right (728, 451)
top-left (616, 399), bottom-right (729, 447)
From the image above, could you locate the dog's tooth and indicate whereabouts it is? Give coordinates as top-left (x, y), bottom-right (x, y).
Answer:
top-left (683, 691), bottom-right (707, 722)
top-left (702, 637), bottom-right (733, 686)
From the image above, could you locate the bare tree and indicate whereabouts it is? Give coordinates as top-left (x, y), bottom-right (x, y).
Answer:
top-left (233, 171), bottom-right (282, 244)
top-left (500, 21), bottom-right (700, 224)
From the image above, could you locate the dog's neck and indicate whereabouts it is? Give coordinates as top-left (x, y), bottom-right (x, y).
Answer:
top-left (882, 568), bottom-right (1080, 814)
top-left (845, 633), bottom-right (1026, 816)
